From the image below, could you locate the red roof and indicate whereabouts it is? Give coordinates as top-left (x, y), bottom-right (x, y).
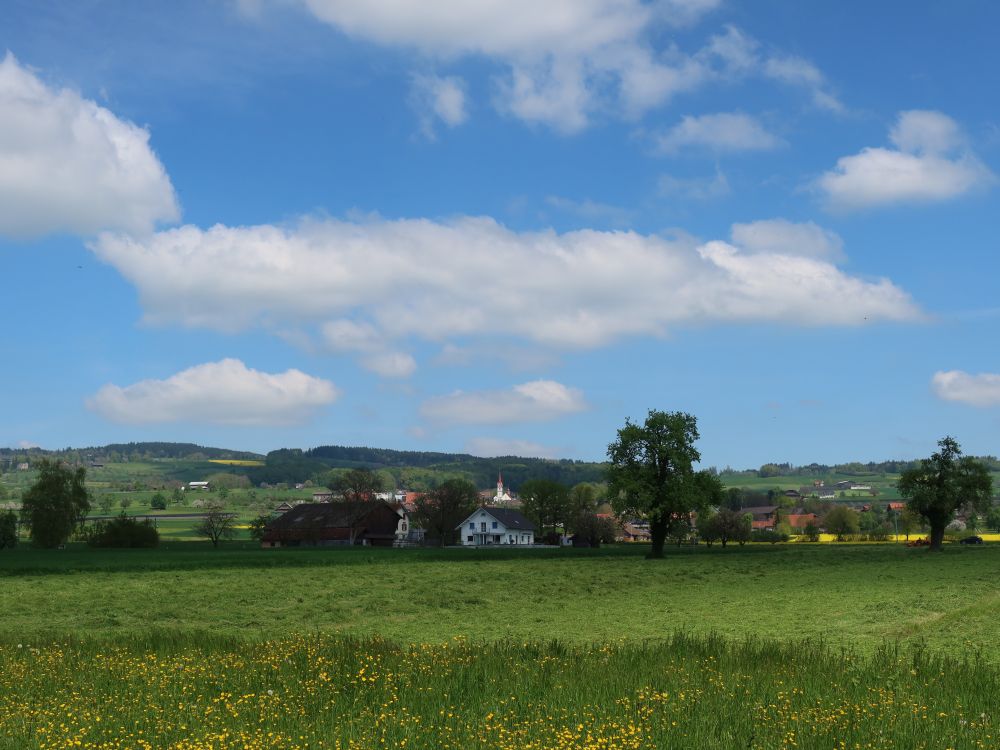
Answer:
top-left (786, 513), bottom-right (817, 529)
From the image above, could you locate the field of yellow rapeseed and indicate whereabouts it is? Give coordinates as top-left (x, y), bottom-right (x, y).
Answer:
top-left (2, 634), bottom-right (998, 750)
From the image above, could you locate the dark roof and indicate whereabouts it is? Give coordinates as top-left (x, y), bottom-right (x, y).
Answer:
top-left (263, 501), bottom-right (399, 542)
top-left (739, 505), bottom-right (778, 516)
top-left (457, 507), bottom-right (536, 531)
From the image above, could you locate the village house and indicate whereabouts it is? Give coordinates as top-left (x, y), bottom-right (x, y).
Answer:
top-left (619, 521), bottom-right (651, 543)
top-left (741, 505), bottom-right (779, 531)
top-left (456, 507), bottom-right (535, 546)
top-left (261, 501), bottom-right (410, 548)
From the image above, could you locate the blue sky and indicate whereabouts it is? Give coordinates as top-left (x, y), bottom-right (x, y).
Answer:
top-left (2, 0), bottom-right (999, 468)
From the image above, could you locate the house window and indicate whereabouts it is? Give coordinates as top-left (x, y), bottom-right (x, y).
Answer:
top-left (469, 522), bottom-right (475, 530)
top-left (467, 535), bottom-right (473, 542)
top-left (480, 522), bottom-right (487, 532)
top-left (492, 521), bottom-right (498, 529)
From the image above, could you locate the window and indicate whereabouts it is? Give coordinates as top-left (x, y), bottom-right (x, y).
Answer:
top-left (480, 522), bottom-right (487, 532)
top-left (467, 536), bottom-right (473, 542)
top-left (469, 522), bottom-right (475, 530)
top-left (492, 521), bottom-right (498, 529)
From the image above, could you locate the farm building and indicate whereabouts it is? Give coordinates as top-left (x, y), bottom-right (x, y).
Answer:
top-left (261, 501), bottom-right (410, 548)
top-left (456, 507), bottom-right (535, 546)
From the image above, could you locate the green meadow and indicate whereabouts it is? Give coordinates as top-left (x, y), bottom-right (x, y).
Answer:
top-left (4, 543), bottom-right (999, 653)
top-left (3, 543), bottom-right (1000, 749)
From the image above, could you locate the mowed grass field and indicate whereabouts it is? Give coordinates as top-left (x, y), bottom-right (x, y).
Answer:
top-left (3, 543), bottom-right (1000, 749)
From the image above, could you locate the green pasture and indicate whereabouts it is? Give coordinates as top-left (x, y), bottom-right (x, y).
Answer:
top-left (3, 543), bottom-right (999, 656)
top-left (3, 542), bottom-right (1000, 749)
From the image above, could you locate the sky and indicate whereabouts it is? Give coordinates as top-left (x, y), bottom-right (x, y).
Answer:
top-left (1, 0), bottom-right (999, 468)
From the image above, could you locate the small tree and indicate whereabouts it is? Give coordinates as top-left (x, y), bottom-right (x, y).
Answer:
top-left (194, 504), bottom-right (237, 548)
top-left (413, 478), bottom-right (479, 546)
top-left (119, 496), bottom-right (133, 511)
top-left (987, 505), bottom-right (1000, 533)
top-left (0, 511), bottom-right (17, 549)
top-left (150, 493), bottom-right (167, 510)
top-left (802, 521), bottom-right (820, 542)
top-left (248, 513), bottom-right (272, 543)
top-left (898, 437), bottom-right (993, 551)
top-left (333, 468), bottom-right (384, 502)
top-left (698, 510), bottom-right (720, 547)
top-left (98, 494), bottom-right (115, 513)
top-left (823, 505), bottom-right (859, 541)
top-left (20, 459), bottom-right (91, 548)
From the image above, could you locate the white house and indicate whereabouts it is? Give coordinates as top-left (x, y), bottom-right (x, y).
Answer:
top-left (456, 507), bottom-right (535, 546)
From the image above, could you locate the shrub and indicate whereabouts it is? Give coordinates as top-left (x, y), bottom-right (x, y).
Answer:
top-left (0, 511), bottom-right (17, 549)
top-left (150, 493), bottom-right (167, 510)
top-left (87, 512), bottom-right (159, 548)
top-left (751, 529), bottom-right (789, 544)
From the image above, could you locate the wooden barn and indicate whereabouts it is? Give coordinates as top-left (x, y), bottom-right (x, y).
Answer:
top-left (261, 501), bottom-right (408, 548)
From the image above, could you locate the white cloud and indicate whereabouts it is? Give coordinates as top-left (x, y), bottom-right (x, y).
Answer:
top-left (658, 166), bottom-right (731, 199)
top-left (656, 112), bottom-right (782, 154)
top-left (245, 4), bottom-right (831, 132)
top-left (817, 110), bottom-right (995, 211)
top-left (932, 370), bottom-right (1000, 408)
top-left (890, 110), bottom-right (962, 154)
top-left (763, 55), bottom-right (842, 112)
top-left (321, 319), bottom-right (416, 378)
top-left (87, 359), bottom-right (339, 426)
top-left (411, 73), bottom-right (468, 138)
top-left (654, 0), bottom-right (723, 26)
top-left (730, 219), bottom-right (844, 262)
top-left (464, 437), bottom-right (562, 459)
top-left (0, 53), bottom-right (179, 238)
top-left (360, 351), bottom-right (417, 378)
top-left (91, 215), bottom-right (921, 356)
top-left (420, 380), bottom-right (586, 426)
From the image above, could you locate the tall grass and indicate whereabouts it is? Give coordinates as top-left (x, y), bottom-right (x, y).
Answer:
top-left (1, 633), bottom-right (997, 749)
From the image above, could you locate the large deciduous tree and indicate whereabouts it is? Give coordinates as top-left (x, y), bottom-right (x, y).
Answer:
top-left (606, 410), bottom-right (722, 559)
top-left (20, 459), bottom-right (91, 548)
top-left (520, 479), bottom-right (571, 536)
top-left (413, 478), bottom-right (479, 546)
top-left (898, 437), bottom-right (993, 551)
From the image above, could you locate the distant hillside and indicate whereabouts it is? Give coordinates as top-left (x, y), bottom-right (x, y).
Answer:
top-left (0, 442), bottom-right (264, 462)
top-left (248, 446), bottom-right (608, 489)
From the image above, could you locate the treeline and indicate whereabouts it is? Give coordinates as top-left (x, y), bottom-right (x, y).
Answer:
top-left (733, 456), bottom-right (1000, 479)
top-left (247, 447), bottom-right (608, 490)
top-left (0, 442), bottom-right (264, 463)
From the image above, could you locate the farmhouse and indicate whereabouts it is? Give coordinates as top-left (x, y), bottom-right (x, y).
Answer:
top-left (741, 505), bottom-right (779, 530)
top-left (187, 481), bottom-right (210, 491)
top-left (261, 501), bottom-right (409, 548)
top-left (457, 507), bottom-right (535, 546)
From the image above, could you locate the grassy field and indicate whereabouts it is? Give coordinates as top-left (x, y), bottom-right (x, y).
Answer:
top-left (3, 543), bottom-right (999, 652)
top-left (3, 543), bottom-right (1000, 749)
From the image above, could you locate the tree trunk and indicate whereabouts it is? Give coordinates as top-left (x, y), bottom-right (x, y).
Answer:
top-left (648, 518), bottom-right (667, 559)
top-left (929, 523), bottom-right (946, 551)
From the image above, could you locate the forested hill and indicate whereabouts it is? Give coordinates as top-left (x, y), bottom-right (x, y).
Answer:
top-left (251, 446), bottom-right (608, 488)
top-left (0, 442), bottom-right (264, 462)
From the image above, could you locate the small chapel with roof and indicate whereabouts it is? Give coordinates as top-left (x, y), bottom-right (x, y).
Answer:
top-left (493, 472), bottom-right (513, 504)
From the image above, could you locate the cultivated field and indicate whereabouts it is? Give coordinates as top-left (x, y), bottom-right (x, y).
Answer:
top-left (3, 543), bottom-right (999, 749)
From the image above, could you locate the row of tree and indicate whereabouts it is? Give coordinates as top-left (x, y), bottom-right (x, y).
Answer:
top-left (604, 411), bottom-right (994, 555)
